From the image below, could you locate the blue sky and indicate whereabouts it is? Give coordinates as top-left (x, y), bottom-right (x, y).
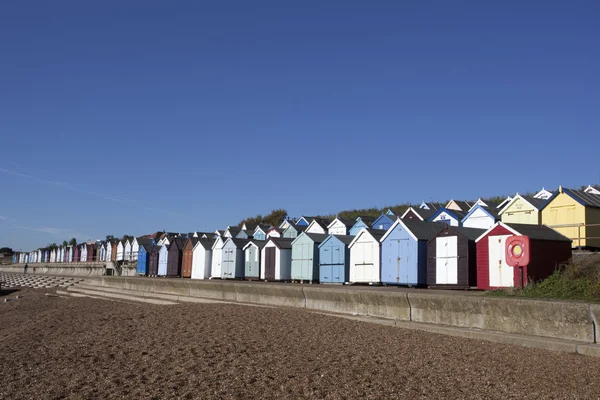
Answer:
top-left (1, 1), bottom-right (599, 250)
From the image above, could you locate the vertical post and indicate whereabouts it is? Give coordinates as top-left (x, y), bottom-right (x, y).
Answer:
top-left (519, 266), bottom-right (524, 288)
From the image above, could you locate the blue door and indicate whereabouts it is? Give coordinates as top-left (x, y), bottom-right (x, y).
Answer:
top-left (383, 238), bottom-right (411, 284)
top-left (330, 244), bottom-right (344, 283)
top-left (137, 251), bottom-right (148, 275)
top-left (319, 245), bottom-right (333, 283)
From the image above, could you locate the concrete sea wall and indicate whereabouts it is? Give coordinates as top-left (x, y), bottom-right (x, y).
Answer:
top-left (83, 277), bottom-right (598, 344)
top-left (3, 263), bottom-right (106, 276)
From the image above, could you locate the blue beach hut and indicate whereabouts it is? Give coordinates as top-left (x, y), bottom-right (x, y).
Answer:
top-left (380, 218), bottom-right (446, 285)
top-left (318, 234), bottom-right (353, 284)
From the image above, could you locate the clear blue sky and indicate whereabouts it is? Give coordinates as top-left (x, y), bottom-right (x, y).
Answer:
top-left (1, 1), bottom-right (599, 250)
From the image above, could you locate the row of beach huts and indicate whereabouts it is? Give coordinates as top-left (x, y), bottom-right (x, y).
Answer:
top-left (13, 185), bottom-right (600, 289)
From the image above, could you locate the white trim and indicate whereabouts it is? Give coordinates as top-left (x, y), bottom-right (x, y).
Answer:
top-left (400, 207), bottom-right (424, 221)
top-left (496, 196), bottom-right (512, 209)
top-left (349, 228), bottom-right (378, 248)
top-left (474, 221), bottom-right (521, 243)
top-left (584, 185), bottom-right (600, 195)
top-left (379, 218), bottom-right (418, 243)
top-left (242, 241), bottom-right (259, 251)
top-left (498, 193), bottom-right (540, 216)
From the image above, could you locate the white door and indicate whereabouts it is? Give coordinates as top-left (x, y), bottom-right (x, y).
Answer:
top-left (488, 235), bottom-right (513, 287)
top-left (436, 236), bottom-right (458, 284)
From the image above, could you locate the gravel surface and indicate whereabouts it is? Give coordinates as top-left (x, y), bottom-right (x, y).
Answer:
top-left (1, 288), bottom-right (600, 399)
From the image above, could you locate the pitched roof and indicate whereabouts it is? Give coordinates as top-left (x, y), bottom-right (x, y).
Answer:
top-left (355, 216), bottom-right (376, 225)
top-left (302, 233), bottom-right (330, 243)
top-left (194, 238), bottom-right (216, 250)
top-left (137, 237), bottom-right (154, 246)
top-left (141, 244), bottom-right (154, 253)
top-left (309, 218), bottom-right (330, 231)
top-left (476, 222), bottom-right (571, 243)
top-left (506, 223), bottom-right (571, 242)
top-left (269, 237), bottom-right (294, 249)
top-left (244, 239), bottom-right (267, 250)
top-left (401, 220), bottom-right (447, 240)
top-left (447, 200), bottom-right (471, 211)
top-left (285, 224), bottom-right (307, 233)
top-left (328, 217), bottom-right (356, 228)
top-left (429, 208), bottom-right (467, 221)
top-left (227, 238), bottom-right (250, 248)
top-left (227, 227), bottom-right (242, 236)
top-left (433, 225), bottom-right (486, 241)
top-left (402, 207), bottom-right (436, 221)
top-left (521, 195), bottom-right (547, 209)
top-left (170, 238), bottom-right (186, 250)
top-left (242, 230), bottom-right (254, 237)
top-left (185, 237), bottom-right (200, 248)
top-left (254, 224), bottom-right (271, 232)
top-left (244, 223), bottom-right (257, 231)
top-left (563, 188), bottom-right (600, 208)
top-left (350, 228), bottom-right (387, 246)
top-left (331, 234), bottom-right (355, 245)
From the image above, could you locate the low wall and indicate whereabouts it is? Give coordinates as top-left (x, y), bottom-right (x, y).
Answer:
top-left (81, 277), bottom-right (598, 344)
top-left (3, 263), bottom-right (106, 276)
top-left (407, 292), bottom-right (595, 343)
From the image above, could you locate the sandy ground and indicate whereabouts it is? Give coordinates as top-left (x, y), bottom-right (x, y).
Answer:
top-left (1, 288), bottom-right (600, 399)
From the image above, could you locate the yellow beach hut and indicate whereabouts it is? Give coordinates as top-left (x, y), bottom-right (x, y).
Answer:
top-left (499, 193), bottom-right (547, 225)
top-left (540, 186), bottom-right (600, 248)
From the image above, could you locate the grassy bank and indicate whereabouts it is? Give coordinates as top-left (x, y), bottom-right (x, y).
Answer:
top-left (489, 258), bottom-right (600, 301)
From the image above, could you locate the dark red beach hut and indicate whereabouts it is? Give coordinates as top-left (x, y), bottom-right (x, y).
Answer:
top-left (475, 222), bottom-right (572, 289)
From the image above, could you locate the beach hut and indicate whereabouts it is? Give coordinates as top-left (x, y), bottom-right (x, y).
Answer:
top-left (475, 222), bottom-right (572, 289)
top-left (148, 246), bottom-right (161, 276)
top-left (266, 227), bottom-right (282, 238)
top-left (380, 220), bottom-right (446, 286)
top-left (87, 243), bottom-right (96, 262)
top-left (111, 241), bottom-right (118, 261)
top-left (318, 234), bottom-right (353, 284)
top-left (348, 216), bottom-right (376, 236)
top-left (349, 228), bottom-right (387, 284)
top-left (221, 238), bottom-right (249, 279)
top-left (426, 225), bottom-right (485, 288)
top-left (98, 243), bottom-right (105, 261)
top-left (295, 216), bottom-right (315, 226)
top-left (428, 208), bottom-right (466, 226)
top-left (124, 239), bottom-right (132, 261)
top-left (210, 236), bottom-right (225, 278)
top-left (191, 238), bottom-right (215, 279)
top-left (73, 245), bottom-right (80, 262)
top-left (157, 244), bottom-right (169, 276)
top-left (261, 237), bottom-right (294, 281)
top-left (105, 241), bottom-right (113, 262)
top-left (49, 248), bottom-right (56, 263)
top-left (305, 218), bottom-right (331, 234)
top-left (540, 186), bottom-right (600, 248)
top-left (116, 240), bottom-right (125, 261)
top-left (534, 187), bottom-right (554, 200)
top-left (401, 207), bottom-right (436, 222)
top-left (291, 232), bottom-right (329, 282)
top-left (166, 238), bottom-right (186, 277)
top-left (282, 223), bottom-right (307, 239)
top-left (498, 194), bottom-right (546, 225)
top-left (136, 244), bottom-right (152, 275)
top-left (461, 204), bottom-right (499, 230)
top-left (131, 238), bottom-right (139, 261)
top-left (327, 217), bottom-right (355, 235)
top-left (243, 240), bottom-right (266, 280)
top-left (371, 213), bottom-right (394, 231)
top-left (252, 224), bottom-right (272, 241)
top-left (236, 230), bottom-right (253, 239)
top-left (446, 200), bottom-right (472, 212)
top-left (80, 244), bottom-right (88, 262)
top-left (181, 237), bottom-right (198, 278)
